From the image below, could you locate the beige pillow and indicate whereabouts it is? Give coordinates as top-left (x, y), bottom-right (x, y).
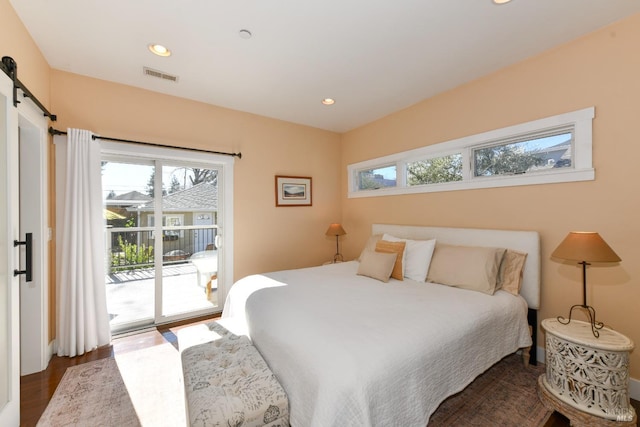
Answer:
top-left (375, 240), bottom-right (406, 281)
top-left (357, 234), bottom-right (383, 261)
top-left (357, 250), bottom-right (398, 282)
top-left (497, 249), bottom-right (527, 296)
top-left (427, 244), bottom-right (506, 295)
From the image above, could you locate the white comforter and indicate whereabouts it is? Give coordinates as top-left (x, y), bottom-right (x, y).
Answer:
top-left (221, 261), bottom-right (532, 427)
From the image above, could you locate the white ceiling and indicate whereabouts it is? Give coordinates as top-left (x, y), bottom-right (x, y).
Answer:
top-left (9, 0), bottom-right (640, 133)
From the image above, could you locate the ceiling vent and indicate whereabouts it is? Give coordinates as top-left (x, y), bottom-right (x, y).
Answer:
top-left (143, 67), bottom-right (179, 83)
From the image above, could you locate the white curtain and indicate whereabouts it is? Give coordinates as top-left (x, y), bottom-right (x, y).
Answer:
top-left (57, 128), bottom-right (111, 357)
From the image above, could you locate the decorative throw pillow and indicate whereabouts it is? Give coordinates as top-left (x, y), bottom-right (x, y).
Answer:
top-left (357, 234), bottom-right (383, 261)
top-left (375, 240), bottom-right (406, 281)
top-left (497, 249), bottom-right (528, 296)
top-left (382, 233), bottom-right (436, 282)
top-left (426, 244), bottom-right (506, 295)
top-left (357, 250), bottom-right (398, 282)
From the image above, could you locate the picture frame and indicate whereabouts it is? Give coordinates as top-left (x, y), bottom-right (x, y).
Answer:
top-left (275, 175), bottom-right (312, 207)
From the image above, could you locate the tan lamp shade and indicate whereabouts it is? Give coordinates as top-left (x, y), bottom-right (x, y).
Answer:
top-left (325, 223), bottom-right (346, 237)
top-left (551, 232), bottom-right (621, 263)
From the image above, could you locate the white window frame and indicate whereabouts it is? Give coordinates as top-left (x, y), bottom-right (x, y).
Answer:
top-left (348, 107), bottom-right (595, 198)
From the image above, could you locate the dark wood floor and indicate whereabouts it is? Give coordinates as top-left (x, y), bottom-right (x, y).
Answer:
top-left (20, 318), bottom-right (640, 427)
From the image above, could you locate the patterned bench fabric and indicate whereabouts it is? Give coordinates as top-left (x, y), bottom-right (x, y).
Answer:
top-left (181, 322), bottom-right (289, 427)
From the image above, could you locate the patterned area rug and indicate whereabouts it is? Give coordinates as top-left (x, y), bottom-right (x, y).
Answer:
top-left (38, 347), bottom-right (548, 426)
top-left (429, 353), bottom-right (552, 426)
top-left (37, 344), bottom-right (185, 427)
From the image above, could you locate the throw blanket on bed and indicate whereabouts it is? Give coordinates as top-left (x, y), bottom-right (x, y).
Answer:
top-left (222, 261), bottom-right (532, 427)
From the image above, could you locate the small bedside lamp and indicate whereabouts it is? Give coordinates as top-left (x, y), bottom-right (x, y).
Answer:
top-left (551, 231), bottom-right (621, 337)
top-left (325, 223), bottom-right (346, 263)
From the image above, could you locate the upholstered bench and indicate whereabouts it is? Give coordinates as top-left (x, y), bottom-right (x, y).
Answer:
top-left (179, 321), bottom-right (289, 427)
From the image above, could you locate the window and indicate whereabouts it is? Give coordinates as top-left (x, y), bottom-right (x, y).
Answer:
top-left (348, 107), bottom-right (594, 198)
top-left (148, 214), bottom-right (185, 239)
top-left (408, 153), bottom-right (463, 186)
top-left (357, 165), bottom-right (397, 190)
top-left (473, 128), bottom-right (572, 178)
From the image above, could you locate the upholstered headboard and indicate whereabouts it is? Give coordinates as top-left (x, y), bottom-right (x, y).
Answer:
top-left (372, 224), bottom-right (541, 310)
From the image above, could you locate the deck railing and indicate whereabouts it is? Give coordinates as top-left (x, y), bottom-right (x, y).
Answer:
top-left (106, 225), bottom-right (217, 272)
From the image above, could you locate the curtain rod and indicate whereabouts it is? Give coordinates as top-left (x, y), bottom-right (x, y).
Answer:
top-left (49, 127), bottom-right (242, 159)
top-left (1, 56), bottom-right (57, 121)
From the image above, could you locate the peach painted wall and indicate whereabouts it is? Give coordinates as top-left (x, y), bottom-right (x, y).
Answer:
top-left (50, 71), bottom-right (342, 281)
top-left (0, 0), bottom-right (50, 106)
top-left (341, 13), bottom-right (640, 378)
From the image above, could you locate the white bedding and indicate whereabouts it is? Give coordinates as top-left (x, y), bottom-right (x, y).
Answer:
top-left (221, 261), bottom-right (532, 427)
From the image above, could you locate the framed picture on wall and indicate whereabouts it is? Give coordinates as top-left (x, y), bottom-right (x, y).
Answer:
top-left (275, 175), bottom-right (312, 207)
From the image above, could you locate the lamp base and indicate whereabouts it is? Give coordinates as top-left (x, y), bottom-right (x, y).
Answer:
top-left (557, 304), bottom-right (604, 338)
top-left (332, 253), bottom-right (343, 263)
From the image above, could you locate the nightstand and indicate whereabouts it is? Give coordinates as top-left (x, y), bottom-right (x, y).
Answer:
top-left (538, 318), bottom-right (636, 426)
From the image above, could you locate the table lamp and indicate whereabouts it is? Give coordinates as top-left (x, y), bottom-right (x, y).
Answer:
top-left (325, 223), bottom-right (346, 263)
top-left (551, 231), bottom-right (621, 337)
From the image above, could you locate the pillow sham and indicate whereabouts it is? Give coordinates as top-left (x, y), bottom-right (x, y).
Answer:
top-left (357, 234), bottom-right (383, 261)
top-left (426, 243), bottom-right (506, 295)
top-left (357, 250), bottom-right (398, 282)
top-left (496, 249), bottom-right (527, 296)
top-left (381, 233), bottom-right (436, 282)
top-left (375, 240), bottom-right (406, 281)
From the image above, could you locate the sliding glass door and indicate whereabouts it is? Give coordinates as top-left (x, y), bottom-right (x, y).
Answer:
top-left (159, 163), bottom-right (220, 318)
top-left (103, 160), bottom-right (155, 331)
top-left (102, 148), bottom-right (232, 333)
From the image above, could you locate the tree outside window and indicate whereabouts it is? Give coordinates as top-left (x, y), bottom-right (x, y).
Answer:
top-left (408, 154), bottom-right (462, 185)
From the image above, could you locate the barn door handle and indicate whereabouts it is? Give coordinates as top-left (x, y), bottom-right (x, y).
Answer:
top-left (14, 232), bottom-right (32, 282)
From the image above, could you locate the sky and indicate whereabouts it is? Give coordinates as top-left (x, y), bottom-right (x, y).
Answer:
top-left (102, 162), bottom-right (192, 199)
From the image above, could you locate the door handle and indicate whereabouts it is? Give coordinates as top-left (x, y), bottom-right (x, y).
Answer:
top-left (14, 232), bottom-right (32, 282)
top-left (214, 234), bottom-right (221, 249)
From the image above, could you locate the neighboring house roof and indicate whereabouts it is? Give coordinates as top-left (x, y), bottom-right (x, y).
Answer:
top-left (134, 182), bottom-right (217, 212)
top-left (530, 140), bottom-right (573, 172)
top-left (370, 174), bottom-right (397, 188)
top-left (551, 142), bottom-right (572, 161)
top-left (105, 190), bottom-right (152, 207)
top-left (110, 190), bottom-right (152, 201)
top-left (535, 141), bottom-right (571, 157)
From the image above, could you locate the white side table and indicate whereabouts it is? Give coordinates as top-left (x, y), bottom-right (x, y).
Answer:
top-left (540, 318), bottom-right (636, 425)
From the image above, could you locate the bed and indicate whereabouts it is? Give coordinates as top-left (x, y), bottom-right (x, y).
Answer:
top-left (220, 224), bottom-right (540, 427)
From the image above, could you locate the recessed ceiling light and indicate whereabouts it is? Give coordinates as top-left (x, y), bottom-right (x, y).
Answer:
top-left (322, 98), bottom-right (335, 106)
top-left (239, 29), bottom-right (252, 39)
top-left (493, 0), bottom-right (512, 4)
top-left (148, 44), bottom-right (171, 57)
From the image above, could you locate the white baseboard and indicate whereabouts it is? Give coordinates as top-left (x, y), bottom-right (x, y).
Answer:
top-left (47, 339), bottom-right (54, 360)
top-left (46, 339), bottom-right (55, 369)
top-left (536, 346), bottom-right (640, 401)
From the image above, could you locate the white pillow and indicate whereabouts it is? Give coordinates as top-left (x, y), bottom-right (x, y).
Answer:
top-left (382, 233), bottom-right (436, 282)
